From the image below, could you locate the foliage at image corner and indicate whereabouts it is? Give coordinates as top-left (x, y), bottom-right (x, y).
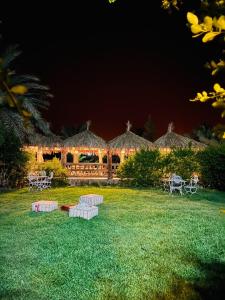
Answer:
top-left (0, 44), bottom-right (53, 142)
top-left (108, 0), bottom-right (225, 137)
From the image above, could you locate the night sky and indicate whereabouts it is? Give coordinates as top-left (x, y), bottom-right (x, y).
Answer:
top-left (0, 1), bottom-right (221, 140)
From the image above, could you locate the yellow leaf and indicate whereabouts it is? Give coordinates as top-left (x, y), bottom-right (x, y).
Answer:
top-left (216, 15), bottom-right (225, 30)
top-left (204, 16), bottom-right (213, 31)
top-left (223, 132), bottom-right (225, 138)
top-left (11, 85), bottom-right (28, 95)
top-left (22, 110), bottom-right (32, 118)
top-left (213, 17), bottom-right (218, 27)
top-left (210, 60), bottom-right (217, 68)
top-left (218, 60), bottom-right (225, 67)
top-left (214, 83), bottom-right (221, 92)
top-left (202, 91), bottom-right (208, 97)
top-left (202, 31), bottom-right (220, 42)
top-left (191, 24), bottom-right (202, 34)
top-left (187, 12), bottom-right (199, 25)
top-left (197, 92), bottom-right (202, 98)
top-left (212, 101), bottom-right (220, 107)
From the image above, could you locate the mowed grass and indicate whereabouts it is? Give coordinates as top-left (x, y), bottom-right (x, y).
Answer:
top-left (0, 187), bottom-right (225, 300)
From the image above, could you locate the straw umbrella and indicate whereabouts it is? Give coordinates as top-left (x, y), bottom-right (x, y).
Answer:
top-left (24, 133), bottom-right (62, 162)
top-left (108, 121), bottom-right (155, 163)
top-left (63, 121), bottom-right (107, 164)
top-left (154, 123), bottom-right (206, 153)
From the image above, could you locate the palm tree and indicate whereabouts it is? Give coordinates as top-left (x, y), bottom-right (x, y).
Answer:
top-left (0, 45), bottom-right (52, 140)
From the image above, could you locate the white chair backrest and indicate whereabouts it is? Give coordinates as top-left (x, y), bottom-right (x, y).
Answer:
top-left (28, 173), bottom-right (34, 179)
top-left (40, 170), bottom-right (46, 176)
top-left (171, 175), bottom-right (182, 183)
top-left (49, 172), bottom-right (54, 179)
top-left (191, 175), bottom-right (199, 185)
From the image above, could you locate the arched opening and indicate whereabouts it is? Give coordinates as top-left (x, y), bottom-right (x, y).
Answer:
top-left (66, 152), bottom-right (74, 163)
top-left (102, 155), bottom-right (107, 163)
top-left (112, 154), bottom-right (120, 164)
top-left (43, 152), bottom-right (61, 161)
top-left (79, 153), bottom-right (99, 163)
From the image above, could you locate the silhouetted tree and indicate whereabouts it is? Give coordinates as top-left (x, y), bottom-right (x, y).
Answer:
top-left (142, 115), bottom-right (155, 141)
top-left (60, 123), bottom-right (86, 138)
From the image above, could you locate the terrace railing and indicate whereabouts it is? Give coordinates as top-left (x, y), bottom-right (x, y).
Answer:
top-left (65, 163), bottom-right (119, 178)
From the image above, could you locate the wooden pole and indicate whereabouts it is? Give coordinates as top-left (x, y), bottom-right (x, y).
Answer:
top-left (98, 149), bottom-right (103, 164)
top-left (37, 147), bottom-right (43, 163)
top-left (73, 150), bottom-right (79, 163)
top-left (61, 149), bottom-right (67, 166)
top-left (107, 148), bottom-right (112, 180)
top-left (120, 149), bottom-right (125, 164)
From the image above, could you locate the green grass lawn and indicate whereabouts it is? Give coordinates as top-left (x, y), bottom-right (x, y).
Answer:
top-left (0, 186), bottom-right (225, 300)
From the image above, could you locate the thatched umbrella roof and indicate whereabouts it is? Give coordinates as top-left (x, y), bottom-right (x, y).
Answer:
top-left (64, 121), bottom-right (107, 148)
top-left (27, 133), bottom-right (62, 147)
top-left (154, 123), bottom-right (206, 149)
top-left (109, 121), bottom-right (155, 150)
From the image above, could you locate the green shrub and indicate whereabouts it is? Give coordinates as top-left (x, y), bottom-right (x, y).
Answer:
top-left (0, 126), bottom-right (28, 187)
top-left (162, 148), bottom-right (200, 179)
top-left (117, 149), bottom-right (163, 187)
top-left (198, 143), bottom-right (225, 191)
top-left (117, 148), bottom-right (201, 187)
top-left (38, 157), bottom-right (69, 186)
top-left (25, 152), bottom-right (39, 173)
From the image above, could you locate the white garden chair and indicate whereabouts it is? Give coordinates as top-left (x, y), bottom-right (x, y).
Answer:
top-left (184, 175), bottom-right (199, 194)
top-left (42, 172), bottom-right (54, 189)
top-left (27, 173), bottom-right (39, 191)
top-left (169, 175), bottom-right (185, 195)
top-left (27, 172), bottom-right (52, 191)
top-left (39, 170), bottom-right (46, 176)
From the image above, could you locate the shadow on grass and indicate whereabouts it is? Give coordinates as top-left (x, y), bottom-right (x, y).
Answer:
top-left (187, 189), bottom-right (225, 204)
top-left (0, 288), bottom-right (41, 300)
top-left (155, 260), bottom-right (225, 300)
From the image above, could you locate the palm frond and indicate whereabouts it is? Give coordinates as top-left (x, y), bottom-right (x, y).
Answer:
top-left (0, 108), bottom-right (25, 141)
top-left (26, 91), bottom-right (53, 99)
top-left (22, 99), bottom-right (42, 119)
top-left (1, 45), bottom-right (21, 69)
top-left (23, 97), bottom-right (49, 109)
top-left (32, 117), bottom-right (51, 135)
top-left (10, 74), bottom-right (40, 85)
top-left (24, 82), bottom-right (49, 91)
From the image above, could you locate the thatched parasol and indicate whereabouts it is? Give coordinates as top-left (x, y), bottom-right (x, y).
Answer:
top-left (154, 123), bottom-right (206, 149)
top-left (64, 121), bottom-right (107, 148)
top-left (108, 121), bottom-right (155, 150)
top-left (27, 133), bottom-right (62, 147)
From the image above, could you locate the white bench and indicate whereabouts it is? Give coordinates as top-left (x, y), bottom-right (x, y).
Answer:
top-left (32, 200), bottom-right (58, 212)
top-left (69, 203), bottom-right (98, 220)
top-left (79, 194), bottom-right (103, 206)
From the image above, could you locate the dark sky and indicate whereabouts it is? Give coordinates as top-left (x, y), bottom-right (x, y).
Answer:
top-left (0, 0), bottom-right (221, 140)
